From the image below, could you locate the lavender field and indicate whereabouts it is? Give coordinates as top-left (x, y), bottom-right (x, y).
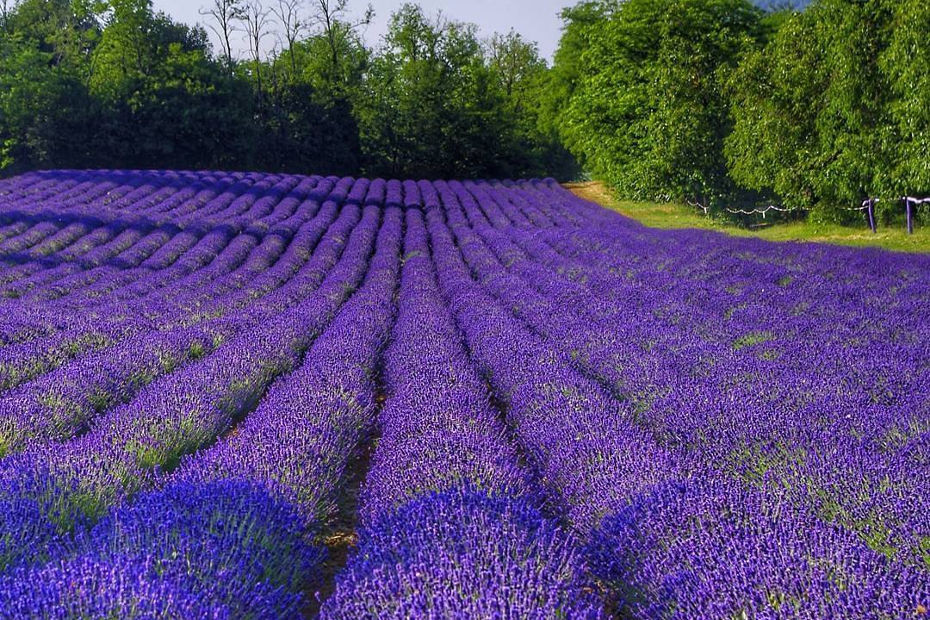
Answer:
top-left (0, 169), bottom-right (927, 618)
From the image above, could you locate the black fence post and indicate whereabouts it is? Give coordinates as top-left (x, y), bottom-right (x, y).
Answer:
top-left (867, 199), bottom-right (877, 234)
top-left (906, 198), bottom-right (914, 235)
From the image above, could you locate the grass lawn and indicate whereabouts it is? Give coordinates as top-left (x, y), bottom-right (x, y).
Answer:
top-left (566, 181), bottom-right (930, 254)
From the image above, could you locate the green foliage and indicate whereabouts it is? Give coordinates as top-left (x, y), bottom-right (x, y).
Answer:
top-left (355, 3), bottom-right (563, 179)
top-left (488, 30), bottom-right (579, 179)
top-left (726, 0), bottom-right (890, 217)
top-left (556, 0), bottom-right (763, 206)
top-left (724, 10), bottom-right (826, 210)
top-left (0, 29), bottom-right (96, 173)
top-left (0, 0), bottom-right (570, 179)
top-left (7, 0), bottom-right (922, 202)
top-left (726, 0), bottom-right (930, 219)
top-left (288, 29), bottom-right (369, 96)
top-left (880, 0), bottom-right (930, 197)
top-left (256, 80), bottom-right (361, 175)
top-left (547, 0), bottom-right (930, 220)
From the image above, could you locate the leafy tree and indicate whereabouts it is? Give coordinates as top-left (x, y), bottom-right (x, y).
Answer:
top-left (559, 0), bottom-right (763, 207)
top-left (0, 0), bottom-right (101, 173)
top-left (880, 0), bottom-right (930, 197)
top-left (308, 0), bottom-right (372, 91)
top-left (539, 1), bottom-right (608, 156)
top-left (288, 27), bottom-right (367, 95)
top-left (356, 3), bottom-right (511, 178)
top-left (0, 34), bottom-right (60, 170)
top-left (726, 0), bottom-right (900, 220)
top-left (6, 0), bottom-right (101, 71)
top-left (256, 80), bottom-right (360, 174)
top-left (487, 30), bottom-right (578, 179)
top-left (0, 0), bottom-right (592, 180)
top-left (811, 1), bottom-right (892, 216)
top-left (724, 9), bottom-right (827, 210)
top-left (257, 0), bottom-right (369, 174)
top-left (90, 1), bottom-right (209, 97)
top-left (487, 30), bottom-right (544, 103)
top-left (78, 0), bottom-right (249, 170)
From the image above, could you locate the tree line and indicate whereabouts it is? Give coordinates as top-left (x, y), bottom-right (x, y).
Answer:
top-left (3, 0), bottom-right (928, 222)
top-left (0, 0), bottom-right (575, 180)
top-left (549, 0), bottom-right (930, 221)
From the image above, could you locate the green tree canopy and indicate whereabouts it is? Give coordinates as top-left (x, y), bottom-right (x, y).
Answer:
top-left (558, 0), bottom-right (763, 207)
top-left (726, 0), bottom-right (929, 219)
top-left (357, 3), bottom-right (513, 178)
top-left (879, 0), bottom-right (930, 197)
top-left (1, 0), bottom-right (570, 180)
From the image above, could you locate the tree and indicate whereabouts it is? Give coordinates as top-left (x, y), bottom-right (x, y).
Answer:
top-left (812, 1), bottom-right (892, 215)
top-left (271, 0), bottom-right (305, 76)
top-left (724, 9), bottom-right (826, 210)
top-left (542, 2), bottom-right (615, 163)
top-left (487, 30), bottom-right (544, 104)
top-left (726, 0), bottom-right (897, 219)
top-left (254, 79), bottom-right (360, 174)
top-left (239, 0), bottom-right (273, 94)
top-left (0, 35), bottom-right (59, 170)
top-left (0, 0), bottom-right (101, 173)
top-left (200, 0), bottom-right (243, 67)
top-left (287, 25), bottom-right (367, 94)
top-left (0, 0), bottom-right (579, 180)
top-left (1, 0), bottom-right (19, 31)
top-left (6, 0), bottom-right (101, 73)
top-left (487, 30), bottom-right (579, 179)
top-left (880, 0), bottom-right (930, 197)
top-left (560, 0), bottom-right (763, 207)
top-left (308, 0), bottom-right (372, 90)
top-left (80, 0), bottom-right (248, 170)
top-left (356, 3), bottom-right (517, 178)
top-left (90, 0), bottom-right (157, 95)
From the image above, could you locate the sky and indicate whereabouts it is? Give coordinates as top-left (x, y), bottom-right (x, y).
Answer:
top-left (151, 0), bottom-right (570, 61)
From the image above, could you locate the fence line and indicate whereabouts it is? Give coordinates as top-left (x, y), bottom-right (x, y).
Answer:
top-left (724, 204), bottom-right (796, 218)
top-left (685, 195), bottom-right (927, 234)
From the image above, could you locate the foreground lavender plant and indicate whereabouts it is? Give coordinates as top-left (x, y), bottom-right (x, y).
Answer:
top-left (0, 480), bottom-right (318, 617)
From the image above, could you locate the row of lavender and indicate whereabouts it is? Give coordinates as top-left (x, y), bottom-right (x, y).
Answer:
top-left (0, 170), bottom-right (926, 617)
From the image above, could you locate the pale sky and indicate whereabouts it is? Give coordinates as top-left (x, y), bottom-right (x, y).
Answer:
top-left (151, 0), bottom-right (570, 61)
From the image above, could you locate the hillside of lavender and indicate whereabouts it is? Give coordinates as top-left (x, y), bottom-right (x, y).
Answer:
top-left (0, 170), bottom-right (926, 617)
